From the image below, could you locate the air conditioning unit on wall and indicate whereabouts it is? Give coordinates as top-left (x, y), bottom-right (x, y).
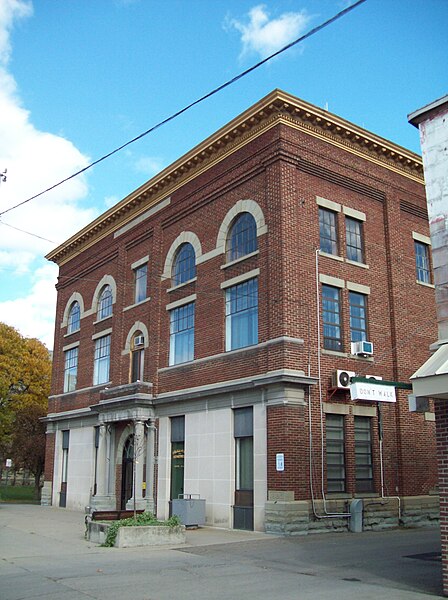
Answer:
top-left (331, 369), bottom-right (356, 389)
top-left (134, 335), bottom-right (145, 347)
top-left (351, 340), bottom-right (374, 356)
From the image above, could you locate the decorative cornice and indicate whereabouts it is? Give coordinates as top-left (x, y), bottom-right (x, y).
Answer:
top-left (46, 89), bottom-right (423, 266)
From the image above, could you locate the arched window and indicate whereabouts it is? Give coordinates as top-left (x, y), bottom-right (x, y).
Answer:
top-left (67, 301), bottom-right (80, 333)
top-left (227, 212), bottom-right (257, 262)
top-left (172, 243), bottom-right (196, 286)
top-left (97, 285), bottom-right (113, 320)
top-left (130, 332), bottom-right (145, 382)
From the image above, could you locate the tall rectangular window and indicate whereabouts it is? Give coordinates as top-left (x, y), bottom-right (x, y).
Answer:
top-left (355, 417), bottom-right (374, 492)
top-left (234, 407), bottom-right (254, 531)
top-left (226, 278), bottom-right (258, 351)
top-left (322, 284), bottom-right (342, 351)
top-left (63, 347), bottom-right (78, 393)
top-left (134, 264), bottom-right (148, 304)
top-left (415, 241), bottom-right (431, 284)
top-left (169, 302), bottom-right (194, 365)
top-left (60, 430), bottom-right (70, 507)
top-left (326, 414), bottom-right (345, 492)
top-left (170, 416), bottom-right (185, 501)
top-left (346, 217), bottom-right (364, 263)
top-left (319, 208), bottom-right (338, 255)
top-left (349, 291), bottom-right (368, 342)
top-left (93, 335), bottom-right (111, 385)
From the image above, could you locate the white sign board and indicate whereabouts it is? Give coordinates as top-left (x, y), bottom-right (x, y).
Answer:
top-left (5, 458), bottom-right (12, 468)
top-left (276, 453), bottom-right (285, 472)
top-left (350, 382), bottom-right (396, 403)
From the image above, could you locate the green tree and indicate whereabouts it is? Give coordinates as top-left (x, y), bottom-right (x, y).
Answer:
top-left (0, 323), bottom-right (51, 498)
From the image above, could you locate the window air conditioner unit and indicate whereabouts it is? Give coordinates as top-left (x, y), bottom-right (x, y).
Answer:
top-left (351, 340), bottom-right (373, 356)
top-left (134, 335), bottom-right (145, 347)
top-left (331, 369), bottom-right (356, 389)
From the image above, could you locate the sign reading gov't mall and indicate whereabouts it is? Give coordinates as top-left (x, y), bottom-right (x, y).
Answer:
top-left (350, 382), bottom-right (397, 403)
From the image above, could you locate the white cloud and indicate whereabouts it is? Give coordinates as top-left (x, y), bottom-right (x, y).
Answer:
top-left (0, 1), bottom-right (98, 348)
top-left (227, 4), bottom-right (311, 60)
top-left (134, 155), bottom-right (165, 176)
top-left (0, 262), bottom-right (58, 349)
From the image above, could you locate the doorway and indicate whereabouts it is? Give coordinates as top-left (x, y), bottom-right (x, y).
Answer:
top-left (121, 435), bottom-right (134, 510)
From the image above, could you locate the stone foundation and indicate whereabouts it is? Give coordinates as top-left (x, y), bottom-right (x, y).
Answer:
top-left (265, 495), bottom-right (439, 535)
top-left (40, 481), bottom-right (52, 506)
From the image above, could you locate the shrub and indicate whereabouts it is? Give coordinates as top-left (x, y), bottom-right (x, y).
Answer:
top-left (102, 512), bottom-right (181, 547)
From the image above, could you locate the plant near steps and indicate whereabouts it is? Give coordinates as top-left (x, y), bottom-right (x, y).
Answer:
top-left (102, 512), bottom-right (181, 547)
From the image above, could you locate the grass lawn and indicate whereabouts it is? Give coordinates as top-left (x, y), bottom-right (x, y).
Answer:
top-left (0, 484), bottom-right (39, 504)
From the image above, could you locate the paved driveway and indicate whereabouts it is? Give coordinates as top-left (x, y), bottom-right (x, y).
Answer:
top-left (0, 504), bottom-right (443, 599)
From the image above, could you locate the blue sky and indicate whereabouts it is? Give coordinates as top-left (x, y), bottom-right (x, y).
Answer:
top-left (0, 0), bottom-right (446, 348)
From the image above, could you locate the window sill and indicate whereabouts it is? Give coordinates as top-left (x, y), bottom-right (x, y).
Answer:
top-left (63, 329), bottom-right (80, 338)
top-left (123, 297), bottom-right (151, 312)
top-left (348, 353), bottom-right (374, 362)
top-left (345, 259), bottom-right (369, 269)
top-left (321, 349), bottom-right (347, 358)
top-left (416, 280), bottom-right (435, 289)
top-left (318, 251), bottom-right (344, 262)
top-left (221, 250), bottom-right (259, 270)
top-left (167, 277), bottom-right (197, 293)
top-left (93, 316), bottom-right (113, 325)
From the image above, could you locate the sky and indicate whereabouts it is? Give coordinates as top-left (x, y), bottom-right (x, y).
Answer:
top-left (0, 0), bottom-right (446, 349)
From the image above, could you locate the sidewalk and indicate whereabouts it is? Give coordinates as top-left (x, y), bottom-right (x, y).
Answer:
top-left (0, 503), bottom-right (443, 599)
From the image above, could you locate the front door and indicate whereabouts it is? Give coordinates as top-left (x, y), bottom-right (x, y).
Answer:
top-left (121, 435), bottom-right (134, 510)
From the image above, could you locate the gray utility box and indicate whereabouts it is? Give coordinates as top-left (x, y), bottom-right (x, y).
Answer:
top-left (171, 494), bottom-right (206, 527)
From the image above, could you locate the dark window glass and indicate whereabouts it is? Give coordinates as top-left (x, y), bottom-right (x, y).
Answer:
top-left (173, 243), bottom-right (196, 286)
top-left (63, 347), bottom-right (78, 392)
top-left (319, 208), bottom-right (338, 255)
top-left (97, 285), bottom-right (113, 319)
top-left (346, 217), bottom-right (364, 263)
top-left (415, 241), bottom-right (431, 284)
top-left (355, 417), bottom-right (374, 492)
top-left (170, 303), bottom-right (195, 365)
top-left (326, 414), bottom-right (345, 492)
top-left (134, 264), bottom-right (147, 303)
top-left (349, 291), bottom-right (367, 342)
top-left (322, 284), bottom-right (342, 351)
top-left (227, 213), bottom-right (257, 262)
top-left (67, 301), bottom-right (80, 333)
top-left (93, 335), bottom-right (111, 385)
top-left (226, 278), bottom-right (258, 351)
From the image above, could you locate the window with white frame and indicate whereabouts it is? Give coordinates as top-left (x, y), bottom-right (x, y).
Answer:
top-left (319, 208), bottom-right (338, 255)
top-left (349, 291), bottom-right (368, 342)
top-left (169, 302), bottom-right (195, 365)
top-left (134, 264), bottom-right (148, 304)
top-left (97, 285), bottom-right (113, 320)
top-left (226, 278), bottom-right (258, 351)
top-left (172, 243), bottom-right (196, 286)
top-left (93, 335), bottom-right (111, 385)
top-left (63, 347), bottom-right (78, 392)
top-left (414, 241), bottom-right (431, 284)
top-left (322, 284), bottom-right (342, 351)
top-left (227, 212), bottom-right (257, 262)
top-left (67, 301), bottom-right (80, 333)
top-left (345, 217), bottom-right (364, 263)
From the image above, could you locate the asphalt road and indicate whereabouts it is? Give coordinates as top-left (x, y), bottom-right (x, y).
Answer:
top-left (0, 504), bottom-right (443, 599)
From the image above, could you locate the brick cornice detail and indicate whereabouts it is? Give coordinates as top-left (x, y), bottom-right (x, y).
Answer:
top-left (46, 89), bottom-right (423, 266)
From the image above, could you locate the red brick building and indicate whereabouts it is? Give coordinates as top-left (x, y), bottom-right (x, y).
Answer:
top-left (42, 90), bottom-right (438, 533)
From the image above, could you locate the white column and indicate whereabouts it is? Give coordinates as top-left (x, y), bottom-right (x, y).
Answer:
top-left (145, 418), bottom-right (156, 514)
top-left (96, 424), bottom-right (107, 495)
top-left (128, 420), bottom-right (146, 510)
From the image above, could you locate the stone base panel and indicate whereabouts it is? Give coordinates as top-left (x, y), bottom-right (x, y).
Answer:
top-left (264, 495), bottom-right (440, 536)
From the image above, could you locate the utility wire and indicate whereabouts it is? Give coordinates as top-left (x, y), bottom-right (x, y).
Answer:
top-left (0, 0), bottom-right (367, 219)
top-left (0, 220), bottom-right (55, 244)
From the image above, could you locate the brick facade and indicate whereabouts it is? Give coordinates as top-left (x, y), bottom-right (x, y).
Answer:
top-left (43, 90), bottom-right (438, 532)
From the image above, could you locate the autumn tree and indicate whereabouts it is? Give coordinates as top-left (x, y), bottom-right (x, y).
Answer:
top-left (0, 323), bottom-right (51, 497)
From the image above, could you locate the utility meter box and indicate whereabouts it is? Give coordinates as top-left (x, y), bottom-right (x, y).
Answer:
top-left (171, 494), bottom-right (206, 527)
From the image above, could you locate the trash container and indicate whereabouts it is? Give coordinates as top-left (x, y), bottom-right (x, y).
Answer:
top-left (171, 494), bottom-right (206, 527)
